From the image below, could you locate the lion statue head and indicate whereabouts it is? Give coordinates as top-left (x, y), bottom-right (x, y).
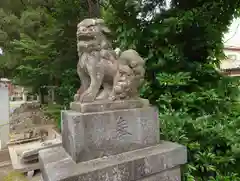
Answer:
top-left (76, 19), bottom-right (111, 52)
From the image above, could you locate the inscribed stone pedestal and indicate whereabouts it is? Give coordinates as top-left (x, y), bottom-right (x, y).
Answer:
top-left (62, 106), bottom-right (159, 163)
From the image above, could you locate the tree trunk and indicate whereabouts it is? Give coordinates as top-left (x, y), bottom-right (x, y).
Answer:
top-left (39, 88), bottom-right (45, 104)
top-left (87, 0), bottom-right (100, 18)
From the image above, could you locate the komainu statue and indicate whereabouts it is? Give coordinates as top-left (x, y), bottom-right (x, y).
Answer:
top-left (74, 18), bottom-right (145, 103)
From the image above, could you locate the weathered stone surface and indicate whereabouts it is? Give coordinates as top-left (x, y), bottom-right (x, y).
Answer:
top-left (21, 139), bottom-right (62, 159)
top-left (39, 141), bottom-right (187, 181)
top-left (8, 128), bottom-right (62, 173)
top-left (62, 106), bottom-right (159, 162)
top-left (75, 18), bottom-right (145, 103)
top-left (39, 146), bottom-right (74, 181)
top-left (138, 167), bottom-right (180, 181)
top-left (70, 99), bottom-right (149, 113)
top-left (21, 154), bottom-right (38, 163)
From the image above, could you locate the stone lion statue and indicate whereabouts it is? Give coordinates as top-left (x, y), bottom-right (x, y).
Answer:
top-left (74, 18), bottom-right (145, 103)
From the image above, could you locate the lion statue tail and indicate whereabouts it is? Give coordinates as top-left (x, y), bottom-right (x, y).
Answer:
top-left (110, 49), bottom-right (145, 100)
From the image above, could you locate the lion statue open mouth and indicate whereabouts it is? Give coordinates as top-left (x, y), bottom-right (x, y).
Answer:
top-left (75, 18), bottom-right (145, 103)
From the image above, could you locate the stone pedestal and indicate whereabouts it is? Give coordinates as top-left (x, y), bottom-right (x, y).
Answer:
top-left (39, 101), bottom-right (187, 181)
top-left (62, 106), bottom-right (159, 162)
top-left (40, 141), bottom-right (186, 181)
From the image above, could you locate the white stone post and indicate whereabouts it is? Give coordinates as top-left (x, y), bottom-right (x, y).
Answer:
top-left (22, 91), bottom-right (28, 102)
top-left (36, 95), bottom-right (40, 102)
top-left (0, 83), bottom-right (9, 150)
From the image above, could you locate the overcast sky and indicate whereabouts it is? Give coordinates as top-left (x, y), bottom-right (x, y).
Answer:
top-left (223, 18), bottom-right (240, 47)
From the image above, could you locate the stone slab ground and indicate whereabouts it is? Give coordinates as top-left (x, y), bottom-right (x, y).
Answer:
top-left (40, 141), bottom-right (187, 181)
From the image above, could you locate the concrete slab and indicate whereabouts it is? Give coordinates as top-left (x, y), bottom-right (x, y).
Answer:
top-left (70, 99), bottom-right (149, 113)
top-left (8, 128), bottom-right (61, 173)
top-left (0, 147), bottom-right (43, 181)
top-left (9, 125), bottom-right (59, 144)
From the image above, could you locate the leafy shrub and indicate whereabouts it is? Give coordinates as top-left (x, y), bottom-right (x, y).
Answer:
top-left (160, 108), bottom-right (240, 180)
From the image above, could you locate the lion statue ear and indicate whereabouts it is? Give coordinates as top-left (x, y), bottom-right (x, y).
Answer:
top-left (95, 19), bottom-right (105, 25)
top-left (94, 19), bottom-right (111, 34)
top-left (101, 26), bottom-right (111, 34)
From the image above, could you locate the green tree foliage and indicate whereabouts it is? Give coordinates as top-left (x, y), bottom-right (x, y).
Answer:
top-left (103, 0), bottom-right (240, 180)
top-left (0, 7), bottom-right (20, 78)
top-left (0, 0), bottom-right (93, 104)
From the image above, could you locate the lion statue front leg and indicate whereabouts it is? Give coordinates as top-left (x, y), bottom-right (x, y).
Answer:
top-left (79, 61), bottom-right (105, 103)
top-left (74, 60), bottom-right (90, 102)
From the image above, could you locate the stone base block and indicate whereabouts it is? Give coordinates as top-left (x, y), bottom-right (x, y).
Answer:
top-left (70, 99), bottom-right (149, 113)
top-left (62, 106), bottom-right (159, 163)
top-left (39, 141), bottom-right (187, 181)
